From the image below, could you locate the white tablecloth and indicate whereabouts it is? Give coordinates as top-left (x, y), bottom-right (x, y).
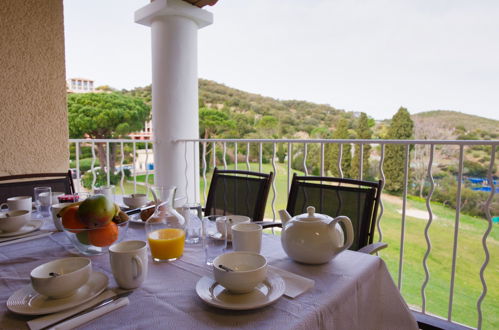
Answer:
top-left (0, 220), bottom-right (418, 330)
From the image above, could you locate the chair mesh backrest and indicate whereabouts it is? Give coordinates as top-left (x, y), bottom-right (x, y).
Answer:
top-left (204, 169), bottom-right (273, 222)
top-left (0, 172), bottom-right (74, 204)
top-left (287, 175), bottom-right (380, 251)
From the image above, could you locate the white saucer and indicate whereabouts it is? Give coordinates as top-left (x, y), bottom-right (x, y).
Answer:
top-left (196, 271), bottom-right (285, 310)
top-left (0, 220), bottom-right (43, 238)
top-left (7, 271), bottom-right (108, 315)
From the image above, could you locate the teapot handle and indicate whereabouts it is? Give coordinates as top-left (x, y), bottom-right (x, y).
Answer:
top-left (331, 216), bottom-right (354, 252)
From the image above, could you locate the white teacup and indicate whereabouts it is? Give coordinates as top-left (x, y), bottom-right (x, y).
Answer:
top-left (109, 240), bottom-right (148, 290)
top-left (94, 186), bottom-right (115, 202)
top-left (51, 203), bottom-right (74, 231)
top-left (0, 196), bottom-right (32, 213)
top-left (231, 223), bottom-right (263, 253)
top-left (215, 215), bottom-right (251, 240)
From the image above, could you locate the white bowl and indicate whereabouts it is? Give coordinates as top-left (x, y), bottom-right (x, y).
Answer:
top-left (30, 257), bottom-right (92, 298)
top-left (213, 252), bottom-right (267, 293)
top-left (122, 194), bottom-right (148, 209)
top-left (0, 210), bottom-right (30, 232)
top-left (50, 192), bottom-right (65, 204)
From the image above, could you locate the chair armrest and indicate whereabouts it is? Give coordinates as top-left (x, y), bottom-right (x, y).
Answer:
top-left (358, 242), bottom-right (388, 254)
top-left (254, 221), bottom-right (282, 229)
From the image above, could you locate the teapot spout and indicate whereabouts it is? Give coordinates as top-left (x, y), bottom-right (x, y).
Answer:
top-left (278, 209), bottom-right (292, 225)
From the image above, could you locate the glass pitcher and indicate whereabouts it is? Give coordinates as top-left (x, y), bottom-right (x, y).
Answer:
top-left (145, 186), bottom-right (186, 262)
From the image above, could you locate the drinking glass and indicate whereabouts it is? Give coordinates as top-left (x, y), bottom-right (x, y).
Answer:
top-left (203, 215), bottom-right (227, 265)
top-left (181, 203), bottom-right (202, 244)
top-left (34, 187), bottom-right (51, 218)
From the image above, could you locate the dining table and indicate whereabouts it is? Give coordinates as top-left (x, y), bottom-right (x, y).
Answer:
top-left (0, 213), bottom-right (419, 330)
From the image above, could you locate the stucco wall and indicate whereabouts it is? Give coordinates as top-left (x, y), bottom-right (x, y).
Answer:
top-left (0, 0), bottom-right (68, 176)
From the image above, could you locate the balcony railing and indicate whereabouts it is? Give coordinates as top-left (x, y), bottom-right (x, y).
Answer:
top-left (70, 138), bottom-right (498, 329)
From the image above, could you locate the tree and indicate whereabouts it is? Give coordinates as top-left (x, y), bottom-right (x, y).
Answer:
top-left (384, 107), bottom-right (414, 192)
top-left (256, 116), bottom-right (279, 138)
top-left (199, 108), bottom-right (235, 139)
top-left (325, 118), bottom-right (353, 177)
top-left (351, 113), bottom-right (372, 179)
top-left (199, 108), bottom-right (236, 166)
top-left (68, 92), bottom-right (150, 177)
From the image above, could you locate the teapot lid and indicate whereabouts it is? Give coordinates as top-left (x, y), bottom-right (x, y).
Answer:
top-left (294, 206), bottom-right (332, 222)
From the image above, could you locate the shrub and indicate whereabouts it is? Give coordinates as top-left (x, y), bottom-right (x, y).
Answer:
top-left (81, 170), bottom-right (130, 190)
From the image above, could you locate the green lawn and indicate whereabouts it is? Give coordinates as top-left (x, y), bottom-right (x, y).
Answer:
top-left (130, 163), bottom-right (498, 328)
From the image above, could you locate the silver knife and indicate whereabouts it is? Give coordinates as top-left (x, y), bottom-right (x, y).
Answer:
top-left (40, 290), bottom-right (133, 330)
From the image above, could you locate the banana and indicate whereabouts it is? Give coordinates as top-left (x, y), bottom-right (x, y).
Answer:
top-left (114, 203), bottom-right (121, 216)
top-left (57, 201), bottom-right (83, 218)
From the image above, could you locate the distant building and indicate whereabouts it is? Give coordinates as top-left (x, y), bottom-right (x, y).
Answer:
top-left (129, 120), bottom-right (153, 140)
top-left (67, 78), bottom-right (95, 93)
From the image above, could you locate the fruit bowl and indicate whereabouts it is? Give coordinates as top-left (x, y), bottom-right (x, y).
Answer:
top-left (59, 194), bottom-right (130, 256)
top-left (63, 220), bottom-right (129, 256)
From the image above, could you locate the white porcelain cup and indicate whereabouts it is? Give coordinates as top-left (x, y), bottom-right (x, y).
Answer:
top-left (0, 196), bottom-right (32, 213)
top-left (94, 185), bottom-right (115, 202)
top-left (50, 203), bottom-right (74, 231)
top-left (216, 215), bottom-right (251, 241)
top-left (109, 240), bottom-right (148, 289)
top-left (231, 223), bottom-right (263, 253)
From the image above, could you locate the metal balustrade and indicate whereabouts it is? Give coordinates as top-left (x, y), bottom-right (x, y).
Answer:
top-left (69, 137), bottom-right (498, 329)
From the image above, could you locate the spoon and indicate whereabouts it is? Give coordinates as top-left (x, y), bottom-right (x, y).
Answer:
top-left (49, 272), bottom-right (60, 277)
top-left (218, 264), bottom-right (234, 272)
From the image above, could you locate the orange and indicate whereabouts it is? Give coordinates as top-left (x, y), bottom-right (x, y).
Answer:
top-left (88, 222), bottom-right (118, 247)
top-left (61, 206), bottom-right (86, 233)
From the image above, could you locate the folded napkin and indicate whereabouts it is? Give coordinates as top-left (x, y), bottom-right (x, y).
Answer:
top-left (0, 231), bottom-right (52, 247)
top-left (269, 265), bottom-right (315, 298)
top-left (50, 297), bottom-right (129, 330)
top-left (28, 290), bottom-right (118, 330)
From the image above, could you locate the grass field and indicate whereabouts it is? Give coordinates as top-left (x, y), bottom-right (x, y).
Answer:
top-left (130, 163), bottom-right (498, 328)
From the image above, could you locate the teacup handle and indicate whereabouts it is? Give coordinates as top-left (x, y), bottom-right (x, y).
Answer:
top-left (132, 255), bottom-right (143, 280)
top-left (0, 203), bottom-right (7, 210)
top-left (331, 216), bottom-right (354, 252)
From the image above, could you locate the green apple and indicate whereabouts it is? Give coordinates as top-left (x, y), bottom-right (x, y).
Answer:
top-left (77, 194), bottom-right (115, 228)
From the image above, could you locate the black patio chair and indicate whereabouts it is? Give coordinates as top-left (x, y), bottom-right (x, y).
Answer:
top-left (204, 168), bottom-right (274, 222)
top-left (273, 174), bottom-right (386, 254)
top-left (0, 170), bottom-right (75, 203)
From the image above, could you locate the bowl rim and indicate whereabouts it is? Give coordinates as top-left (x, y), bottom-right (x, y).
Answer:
top-left (213, 251), bottom-right (267, 273)
top-left (30, 257), bottom-right (91, 279)
top-left (62, 220), bottom-right (129, 233)
top-left (0, 210), bottom-right (30, 218)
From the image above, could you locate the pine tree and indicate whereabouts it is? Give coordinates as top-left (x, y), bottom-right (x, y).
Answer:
top-left (325, 118), bottom-right (352, 177)
top-left (384, 107), bottom-right (414, 192)
top-left (351, 113), bottom-right (372, 179)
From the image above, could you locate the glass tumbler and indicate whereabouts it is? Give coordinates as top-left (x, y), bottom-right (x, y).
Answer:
top-left (181, 203), bottom-right (202, 244)
top-left (203, 215), bottom-right (227, 265)
top-left (34, 186), bottom-right (52, 218)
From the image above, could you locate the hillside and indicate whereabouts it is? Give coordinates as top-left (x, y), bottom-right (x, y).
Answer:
top-left (123, 79), bottom-right (499, 141)
top-left (411, 110), bottom-right (499, 140)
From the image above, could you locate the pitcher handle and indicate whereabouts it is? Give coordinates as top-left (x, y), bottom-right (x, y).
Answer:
top-left (132, 255), bottom-right (143, 280)
top-left (332, 216), bottom-right (354, 252)
top-left (0, 203), bottom-right (7, 210)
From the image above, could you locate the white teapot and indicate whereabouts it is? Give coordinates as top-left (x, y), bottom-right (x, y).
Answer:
top-left (278, 206), bottom-right (354, 264)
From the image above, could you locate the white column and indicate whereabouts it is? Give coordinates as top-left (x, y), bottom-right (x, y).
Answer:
top-left (135, 0), bottom-right (213, 203)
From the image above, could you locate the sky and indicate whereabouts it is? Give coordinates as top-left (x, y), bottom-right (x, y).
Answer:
top-left (64, 0), bottom-right (499, 121)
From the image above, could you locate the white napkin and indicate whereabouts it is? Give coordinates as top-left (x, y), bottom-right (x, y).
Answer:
top-left (269, 266), bottom-right (315, 298)
top-left (27, 290), bottom-right (117, 330)
top-left (49, 297), bottom-right (129, 330)
top-left (0, 231), bottom-right (52, 247)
